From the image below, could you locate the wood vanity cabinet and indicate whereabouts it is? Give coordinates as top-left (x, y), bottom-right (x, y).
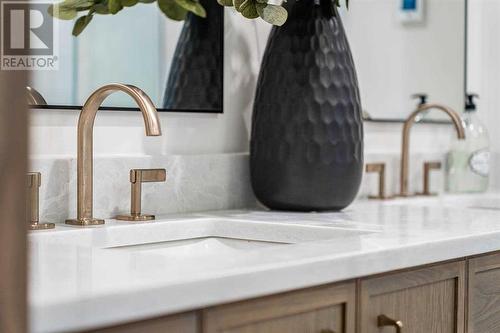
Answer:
top-left (359, 261), bottom-right (466, 333)
top-left (202, 282), bottom-right (356, 333)
top-left (81, 255), bottom-right (500, 333)
top-left (468, 252), bottom-right (500, 333)
top-left (88, 312), bottom-right (199, 333)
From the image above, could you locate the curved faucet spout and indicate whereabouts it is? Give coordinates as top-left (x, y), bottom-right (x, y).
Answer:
top-left (399, 103), bottom-right (465, 197)
top-left (66, 84), bottom-right (162, 226)
top-left (26, 86), bottom-right (47, 105)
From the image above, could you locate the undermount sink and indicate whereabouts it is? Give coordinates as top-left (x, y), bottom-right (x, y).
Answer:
top-left (29, 218), bottom-right (377, 283)
top-left (97, 218), bottom-right (376, 255)
top-left (105, 237), bottom-right (284, 257)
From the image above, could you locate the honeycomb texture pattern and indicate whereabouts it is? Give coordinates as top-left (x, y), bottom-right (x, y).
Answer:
top-left (162, 0), bottom-right (222, 111)
top-left (251, 0), bottom-right (364, 211)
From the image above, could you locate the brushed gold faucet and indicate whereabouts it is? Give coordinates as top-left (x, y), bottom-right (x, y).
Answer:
top-left (65, 84), bottom-right (162, 226)
top-left (399, 103), bottom-right (465, 197)
top-left (26, 86), bottom-right (47, 105)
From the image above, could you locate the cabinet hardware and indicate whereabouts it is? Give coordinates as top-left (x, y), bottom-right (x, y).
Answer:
top-left (378, 314), bottom-right (403, 333)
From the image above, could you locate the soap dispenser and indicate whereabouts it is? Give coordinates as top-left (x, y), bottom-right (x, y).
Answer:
top-left (412, 93), bottom-right (428, 122)
top-left (446, 94), bottom-right (490, 193)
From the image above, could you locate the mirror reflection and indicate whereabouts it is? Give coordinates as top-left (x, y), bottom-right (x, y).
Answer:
top-left (29, 0), bottom-right (223, 112)
top-left (340, 0), bottom-right (466, 120)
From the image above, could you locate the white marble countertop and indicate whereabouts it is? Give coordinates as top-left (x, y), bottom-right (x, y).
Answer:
top-left (29, 193), bottom-right (500, 333)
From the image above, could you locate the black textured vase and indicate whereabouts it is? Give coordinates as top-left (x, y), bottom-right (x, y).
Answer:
top-left (162, 0), bottom-right (222, 110)
top-left (251, 0), bottom-right (364, 211)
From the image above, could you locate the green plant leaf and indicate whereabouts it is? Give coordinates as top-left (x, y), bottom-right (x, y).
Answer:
top-left (121, 0), bottom-right (139, 7)
top-left (233, 0), bottom-right (244, 12)
top-left (139, 0), bottom-right (156, 3)
top-left (217, 0), bottom-right (233, 6)
top-left (256, 3), bottom-right (287, 25)
top-left (57, 0), bottom-right (94, 9)
top-left (48, 0), bottom-right (94, 19)
top-left (157, 0), bottom-right (188, 20)
top-left (92, 2), bottom-right (109, 14)
top-left (240, 0), bottom-right (258, 18)
top-left (174, 0), bottom-right (206, 17)
top-left (48, 4), bottom-right (78, 19)
top-left (72, 13), bottom-right (93, 36)
top-left (108, 0), bottom-right (123, 13)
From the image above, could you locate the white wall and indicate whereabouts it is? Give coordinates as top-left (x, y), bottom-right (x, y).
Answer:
top-left (467, 0), bottom-right (500, 154)
top-left (341, 0), bottom-right (465, 120)
top-left (466, 0), bottom-right (500, 189)
top-left (29, 7), bottom-right (455, 158)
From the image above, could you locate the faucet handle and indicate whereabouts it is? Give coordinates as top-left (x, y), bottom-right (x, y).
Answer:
top-left (116, 169), bottom-right (167, 222)
top-left (26, 172), bottom-right (55, 230)
top-left (130, 168), bottom-right (166, 183)
top-left (417, 161), bottom-right (442, 196)
top-left (365, 163), bottom-right (392, 200)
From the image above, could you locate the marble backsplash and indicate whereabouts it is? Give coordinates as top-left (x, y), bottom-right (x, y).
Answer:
top-left (30, 153), bottom-right (257, 223)
top-left (30, 151), bottom-right (498, 224)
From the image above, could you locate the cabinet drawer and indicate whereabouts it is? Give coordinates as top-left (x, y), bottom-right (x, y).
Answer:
top-left (468, 252), bottom-right (500, 333)
top-left (359, 261), bottom-right (466, 333)
top-left (87, 312), bottom-right (198, 333)
top-left (203, 282), bottom-right (356, 333)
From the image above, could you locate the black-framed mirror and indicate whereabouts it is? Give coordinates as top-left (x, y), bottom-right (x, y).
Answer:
top-left (28, 0), bottom-right (223, 113)
top-left (29, 0), bottom-right (467, 121)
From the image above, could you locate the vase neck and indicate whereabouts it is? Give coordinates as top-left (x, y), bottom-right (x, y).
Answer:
top-left (290, 0), bottom-right (337, 18)
top-left (321, 0), bottom-right (338, 15)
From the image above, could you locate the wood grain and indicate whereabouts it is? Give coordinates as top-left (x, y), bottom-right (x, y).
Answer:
top-left (223, 305), bottom-right (343, 333)
top-left (359, 260), bottom-right (466, 333)
top-left (468, 252), bottom-right (500, 333)
top-left (0, 33), bottom-right (28, 333)
top-left (203, 282), bottom-right (356, 333)
top-left (87, 312), bottom-right (199, 333)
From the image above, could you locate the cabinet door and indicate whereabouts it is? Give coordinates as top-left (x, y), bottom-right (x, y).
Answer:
top-left (359, 261), bottom-right (466, 333)
top-left (468, 252), bottom-right (500, 333)
top-left (203, 282), bottom-right (356, 333)
top-left (0, 44), bottom-right (28, 333)
top-left (89, 312), bottom-right (198, 333)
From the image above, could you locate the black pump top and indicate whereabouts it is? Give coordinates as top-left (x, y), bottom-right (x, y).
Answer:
top-left (412, 93), bottom-right (428, 106)
top-left (465, 93), bottom-right (479, 112)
